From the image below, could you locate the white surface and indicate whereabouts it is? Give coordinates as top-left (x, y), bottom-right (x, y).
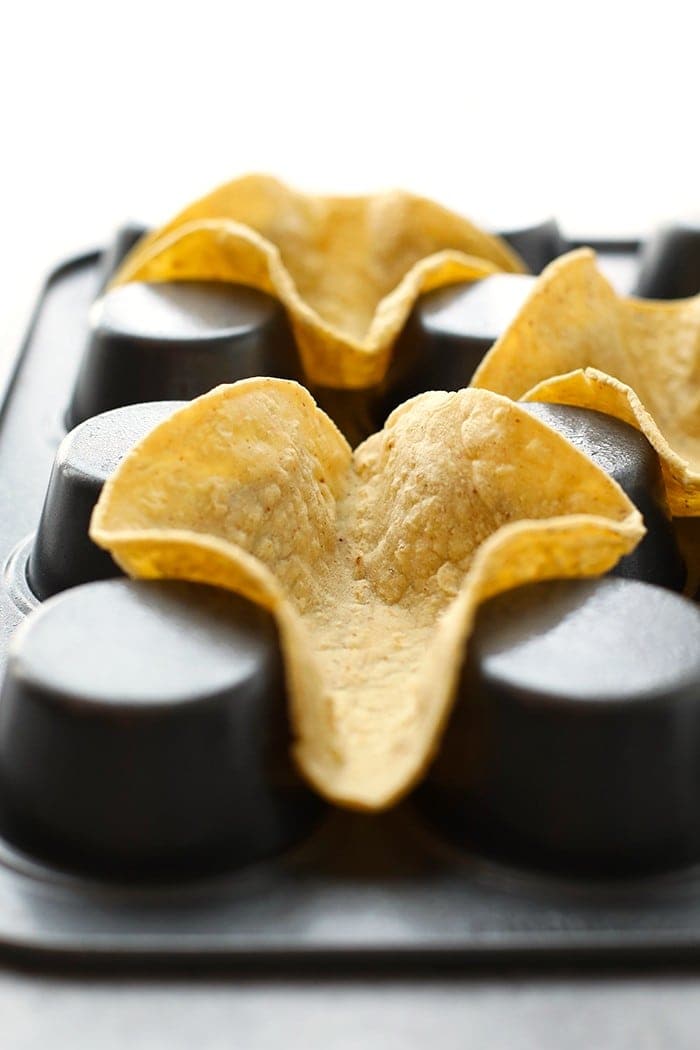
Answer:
top-left (3, 0), bottom-right (699, 364)
top-left (0, 971), bottom-right (699, 1050)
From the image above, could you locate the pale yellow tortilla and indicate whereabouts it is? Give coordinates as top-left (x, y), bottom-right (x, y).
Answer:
top-left (472, 249), bottom-right (700, 516)
top-left (111, 174), bottom-right (525, 388)
top-left (91, 379), bottom-right (643, 810)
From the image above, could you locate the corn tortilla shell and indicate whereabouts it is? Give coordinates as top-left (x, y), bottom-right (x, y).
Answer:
top-left (90, 379), bottom-right (643, 809)
top-left (472, 249), bottom-right (700, 515)
top-left (111, 174), bottom-right (525, 389)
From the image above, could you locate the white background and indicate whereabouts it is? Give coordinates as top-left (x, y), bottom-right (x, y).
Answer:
top-left (2, 0), bottom-right (698, 362)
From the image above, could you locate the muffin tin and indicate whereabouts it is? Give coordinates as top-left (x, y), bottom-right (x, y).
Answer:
top-left (0, 223), bottom-right (700, 967)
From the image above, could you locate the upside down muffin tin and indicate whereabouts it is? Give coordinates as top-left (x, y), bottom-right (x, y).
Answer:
top-left (0, 220), bottom-right (699, 967)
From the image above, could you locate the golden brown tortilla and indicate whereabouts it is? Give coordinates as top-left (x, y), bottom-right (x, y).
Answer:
top-left (91, 380), bottom-right (642, 809)
top-left (472, 249), bottom-right (700, 515)
top-left (111, 174), bottom-right (525, 388)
